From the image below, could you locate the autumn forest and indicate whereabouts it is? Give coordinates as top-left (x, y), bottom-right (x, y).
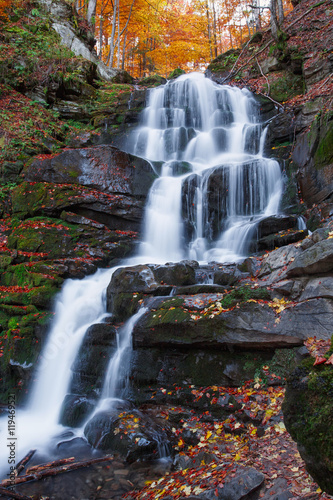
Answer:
top-left (78, 0), bottom-right (294, 77)
top-left (0, 0), bottom-right (292, 78)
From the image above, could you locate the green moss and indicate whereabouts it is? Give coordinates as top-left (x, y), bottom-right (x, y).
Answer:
top-left (168, 68), bottom-right (186, 80)
top-left (283, 353), bottom-right (333, 494)
top-left (220, 285), bottom-right (269, 309)
top-left (0, 254), bottom-right (13, 269)
top-left (149, 306), bottom-right (191, 326)
top-left (7, 216), bottom-right (83, 258)
top-left (207, 49), bottom-right (240, 74)
top-left (266, 72), bottom-right (304, 103)
top-left (314, 115), bottom-right (333, 169)
top-left (137, 75), bottom-right (166, 87)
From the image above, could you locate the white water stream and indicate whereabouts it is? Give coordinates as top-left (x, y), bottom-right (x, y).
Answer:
top-left (0, 73), bottom-right (283, 476)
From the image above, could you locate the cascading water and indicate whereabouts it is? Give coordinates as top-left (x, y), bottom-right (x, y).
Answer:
top-left (0, 268), bottom-right (115, 475)
top-left (127, 72), bottom-right (282, 263)
top-left (0, 72), bottom-right (283, 477)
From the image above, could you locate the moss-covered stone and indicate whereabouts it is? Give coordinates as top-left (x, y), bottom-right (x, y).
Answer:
top-left (266, 71), bottom-right (304, 103)
top-left (206, 49), bottom-right (241, 75)
top-left (7, 217), bottom-right (80, 258)
top-left (0, 305), bottom-right (53, 404)
top-left (137, 74), bottom-right (167, 87)
top-left (314, 112), bottom-right (333, 169)
top-left (282, 355), bottom-right (333, 494)
top-left (168, 68), bottom-right (186, 80)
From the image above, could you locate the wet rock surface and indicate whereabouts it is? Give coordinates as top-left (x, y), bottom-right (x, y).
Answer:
top-left (24, 145), bottom-right (156, 199)
top-left (283, 346), bottom-right (333, 495)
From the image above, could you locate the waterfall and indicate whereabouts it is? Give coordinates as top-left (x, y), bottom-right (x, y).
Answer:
top-left (0, 73), bottom-right (283, 476)
top-left (127, 72), bottom-right (282, 263)
top-left (0, 269), bottom-right (115, 474)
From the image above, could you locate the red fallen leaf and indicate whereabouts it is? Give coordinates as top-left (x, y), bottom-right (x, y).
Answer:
top-left (325, 354), bottom-right (333, 365)
top-left (313, 356), bottom-right (326, 366)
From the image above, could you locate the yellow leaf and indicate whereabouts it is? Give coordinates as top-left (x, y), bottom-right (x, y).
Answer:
top-left (275, 422), bottom-right (286, 433)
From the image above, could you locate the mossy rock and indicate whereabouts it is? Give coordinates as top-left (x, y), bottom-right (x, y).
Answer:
top-left (314, 112), bottom-right (333, 169)
top-left (282, 355), bottom-right (333, 494)
top-left (137, 75), bottom-right (167, 87)
top-left (266, 71), bottom-right (304, 103)
top-left (206, 49), bottom-right (241, 74)
top-left (7, 217), bottom-right (79, 258)
top-left (249, 31), bottom-right (263, 44)
top-left (10, 181), bottom-right (99, 219)
top-left (168, 68), bottom-right (186, 80)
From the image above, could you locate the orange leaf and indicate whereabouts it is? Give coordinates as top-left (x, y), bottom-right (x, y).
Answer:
top-left (325, 354), bottom-right (333, 365)
top-left (313, 356), bottom-right (326, 366)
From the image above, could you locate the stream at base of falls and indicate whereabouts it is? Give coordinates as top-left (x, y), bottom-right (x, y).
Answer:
top-left (0, 72), bottom-right (283, 480)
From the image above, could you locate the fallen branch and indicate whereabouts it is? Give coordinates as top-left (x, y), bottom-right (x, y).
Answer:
top-left (229, 39), bottom-right (273, 82)
top-left (219, 39), bottom-right (252, 84)
top-left (255, 91), bottom-right (285, 110)
top-left (14, 450), bottom-right (36, 476)
top-left (1, 456), bottom-right (113, 487)
top-left (255, 56), bottom-right (270, 96)
top-left (253, 57), bottom-right (284, 109)
top-left (26, 456), bottom-right (75, 474)
top-left (316, 73), bottom-right (333, 92)
top-left (0, 486), bottom-right (32, 500)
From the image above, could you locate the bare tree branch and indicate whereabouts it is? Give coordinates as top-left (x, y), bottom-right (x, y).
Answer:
top-left (255, 56), bottom-right (270, 96)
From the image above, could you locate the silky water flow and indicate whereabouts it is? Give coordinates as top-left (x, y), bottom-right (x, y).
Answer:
top-left (0, 73), bottom-right (283, 475)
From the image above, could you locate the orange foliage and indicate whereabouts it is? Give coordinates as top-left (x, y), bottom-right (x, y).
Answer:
top-left (80, 0), bottom-right (292, 77)
top-left (0, 0), bottom-right (11, 18)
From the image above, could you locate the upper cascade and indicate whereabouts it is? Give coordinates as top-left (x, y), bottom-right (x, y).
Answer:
top-left (126, 72), bottom-right (282, 263)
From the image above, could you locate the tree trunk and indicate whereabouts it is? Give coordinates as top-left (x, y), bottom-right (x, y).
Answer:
top-left (212, 0), bottom-right (218, 58)
top-left (107, 0), bottom-right (118, 67)
top-left (270, 0), bottom-right (279, 40)
top-left (117, 0), bottom-right (120, 68)
top-left (277, 0), bottom-right (284, 22)
top-left (107, 0), bottom-right (135, 69)
top-left (87, 0), bottom-right (97, 27)
top-left (205, 1), bottom-right (213, 59)
top-left (122, 33), bottom-right (127, 70)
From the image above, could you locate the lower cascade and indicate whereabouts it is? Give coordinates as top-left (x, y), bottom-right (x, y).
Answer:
top-left (0, 73), bottom-right (284, 475)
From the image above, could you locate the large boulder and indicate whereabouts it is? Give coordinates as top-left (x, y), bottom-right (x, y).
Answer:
top-left (84, 402), bottom-right (170, 461)
top-left (69, 322), bottom-right (118, 397)
top-left (6, 215), bottom-right (137, 268)
top-left (293, 110), bottom-right (333, 207)
top-left (132, 294), bottom-right (333, 349)
top-left (106, 262), bottom-right (197, 321)
top-left (286, 238), bottom-right (333, 276)
top-left (107, 265), bottom-right (160, 322)
top-left (282, 352), bottom-right (333, 494)
top-left (11, 182), bottom-right (143, 231)
top-left (23, 145), bottom-right (156, 199)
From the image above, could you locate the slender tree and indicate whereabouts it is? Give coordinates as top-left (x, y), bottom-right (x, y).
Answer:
top-left (87, 0), bottom-right (97, 26)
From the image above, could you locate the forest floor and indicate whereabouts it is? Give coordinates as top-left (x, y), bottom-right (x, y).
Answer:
top-left (6, 337), bottom-right (333, 500)
top-left (7, 376), bottom-right (333, 500)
